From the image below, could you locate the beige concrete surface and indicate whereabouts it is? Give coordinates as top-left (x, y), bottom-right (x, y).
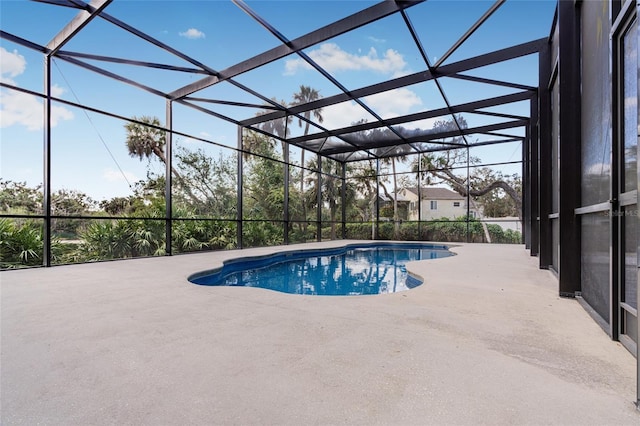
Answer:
top-left (1, 242), bottom-right (638, 425)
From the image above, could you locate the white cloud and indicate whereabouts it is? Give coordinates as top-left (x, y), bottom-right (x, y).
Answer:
top-left (199, 131), bottom-right (211, 138)
top-left (0, 88), bottom-right (74, 131)
top-left (321, 101), bottom-right (373, 130)
top-left (320, 87), bottom-right (424, 131)
top-left (400, 117), bottom-right (439, 132)
top-left (368, 36), bottom-right (386, 43)
top-left (363, 88), bottom-right (422, 119)
top-left (322, 102), bottom-right (438, 137)
top-left (0, 47), bottom-right (74, 131)
top-left (0, 47), bottom-right (26, 81)
top-left (181, 136), bottom-right (198, 144)
top-left (51, 84), bottom-right (65, 97)
top-left (103, 169), bottom-right (139, 183)
top-left (285, 43), bottom-right (409, 77)
top-left (179, 28), bottom-right (205, 39)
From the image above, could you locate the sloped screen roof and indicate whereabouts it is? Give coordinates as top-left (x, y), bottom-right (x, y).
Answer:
top-left (1, 0), bottom-right (555, 162)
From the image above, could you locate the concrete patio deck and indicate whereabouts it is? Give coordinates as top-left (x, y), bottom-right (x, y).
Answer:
top-left (1, 242), bottom-right (638, 425)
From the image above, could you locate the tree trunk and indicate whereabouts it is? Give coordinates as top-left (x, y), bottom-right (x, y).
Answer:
top-left (152, 147), bottom-right (201, 206)
top-left (330, 198), bottom-right (337, 240)
top-left (300, 150), bottom-right (307, 232)
top-left (433, 168), bottom-right (523, 220)
top-left (392, 158), bottom-right (399, 239)
top-left (300, 118), bottom-right (311, 233)
top-left (469, 197), bottom-right (491, 243)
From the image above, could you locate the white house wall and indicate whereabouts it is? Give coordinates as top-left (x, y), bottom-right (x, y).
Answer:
top-left (417, 199), bottom-right (468, 221)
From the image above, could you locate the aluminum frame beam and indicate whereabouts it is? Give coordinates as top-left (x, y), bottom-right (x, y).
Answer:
top-left (56, 54), bottom-right (168, 98)
top-left (169, 0), bottom-right (426, 100)
top-left (0, 30), bottom-right (50, 53)
top-left (46, 0), bottom-right (112, 56)
top-left (557, 0), bottom-right (582, 298)
top-left (12, 1), bottom-right (546, 166)
top-left (285, 91), bottom-right (533, 146)
top-left (232, 0), bottom-right (418, 155)
top-left (320, 119), bottom-right (528, 156)
top-left (446, 73), bottom-right (538, 91)
top-left (400, 8), bottom-right (470, 147)
top-left (56, 50), bottom-right (211, 74)
top-left (241, 39), bottom-right (545, 127)
top-left (432, 0), bottom-right (506, 68)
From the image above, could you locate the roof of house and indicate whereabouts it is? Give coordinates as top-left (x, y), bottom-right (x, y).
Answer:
top-left (378, 192), bottom-right (411, 202)
top-left (405, 187), bottom-right (464, 200)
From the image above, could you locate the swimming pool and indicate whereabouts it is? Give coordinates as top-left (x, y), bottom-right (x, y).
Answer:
top-left (189, 243), bottom-right (453, 296)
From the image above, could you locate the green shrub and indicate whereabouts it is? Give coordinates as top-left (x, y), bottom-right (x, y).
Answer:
top-left (242, 221), bottom-right (284, 248)
top-left (345, 223), bottom-right (373, 239)
top-left (377, 222), bottom-right (394, 239)
top-left (395, 222), bottom-right (417, 240)
top-left (289, 223), bottom-right (316, 243)
top-left (0, 218), bottom-right (63, 268)
top-left (72, 219), bottom-right (157, 262)
top-left (0, 218), bottom-right (43, 268)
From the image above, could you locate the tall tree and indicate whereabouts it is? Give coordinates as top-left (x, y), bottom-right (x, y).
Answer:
top-left (409, 118), bottom-right (522, 243)
top-left (173, 147), bottom-right (236, 215)
top-left (249, 98), bottom-right (291, 161)
top-left (404, 116), bottom-right (524, 243)
top-left (347, 124), bottom-right (411, 238)
top-left (125, 116), bottom-right (167, 163)
top-left (344, 160), bottom-right (377, 239)
top-left (345, 161), bottom-right (377, 222)
top-left (291, 85), bottom-right (323, 228)
top-left (412, 149), bottom-right (522, 218)
top-left (242, 134), bottom-right (286, 246)
top-left (305, 157), bottom-right (352, 240)
top-left (124, 116), bottom-right (200, 206)
top-left (379, 143), bottom-right (413, 238)
top-left (407, 116), bottom-right (521, 213)
top-left (0, 179), bottom-right (42, 214)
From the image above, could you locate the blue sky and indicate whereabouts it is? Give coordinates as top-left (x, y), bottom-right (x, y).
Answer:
top-left (0, 0), bottom-right (556, 201)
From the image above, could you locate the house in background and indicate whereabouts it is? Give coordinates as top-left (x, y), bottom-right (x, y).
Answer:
top-left (402, 187), bottom-right (472, 220)
top-left (378, 187), bottom-right (475, 221)
top-left (375, 191), bottom-right (411, 220)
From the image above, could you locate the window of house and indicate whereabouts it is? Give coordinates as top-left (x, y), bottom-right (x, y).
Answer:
top-left (453, 202), bottom-right (460, 207)
top-left (430, 200), bottom-right (437, 210)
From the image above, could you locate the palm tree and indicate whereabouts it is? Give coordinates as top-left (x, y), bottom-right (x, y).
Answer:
top-left (248, 98), bottom-right (291, 161)
top-left (292, 85), bottom-right (323, 137)
top-left (305, 157), bottom-right (345, 240)
top-left (291, 86), bottom-right (323, 228)
top-left (374, 128), bottom-right (410, 239)
top-left (125, 116), bottom-right (167, 162)
top-left (125, 115), bottom-right (199, 205)
top-left (379, 155), bottom-right (408, 239)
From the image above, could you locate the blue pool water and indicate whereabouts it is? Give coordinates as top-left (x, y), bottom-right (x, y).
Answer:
top-left (189, 243), bottom-right (452, 296)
